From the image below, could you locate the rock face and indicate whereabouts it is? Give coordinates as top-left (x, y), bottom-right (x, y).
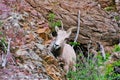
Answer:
top-left (25, 0), bottom-right (120, 52)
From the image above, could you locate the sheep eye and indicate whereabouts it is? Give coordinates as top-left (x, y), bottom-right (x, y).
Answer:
top-left (52, 31), bottom-right (57, 37)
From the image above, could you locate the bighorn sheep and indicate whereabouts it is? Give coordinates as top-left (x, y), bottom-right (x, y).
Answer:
top-left (51, 26), bottom-right (76, 73)
top-left (50, 10), bottom-right (80, 73)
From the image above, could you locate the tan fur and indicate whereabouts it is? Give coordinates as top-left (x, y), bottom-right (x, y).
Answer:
top-left (61, 44), bottom-right (76, 73)
top-left (52, 26), bottom-right (76, 73)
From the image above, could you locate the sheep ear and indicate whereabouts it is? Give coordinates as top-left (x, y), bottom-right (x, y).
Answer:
top-left (55, 26), bottom-right (59, 32)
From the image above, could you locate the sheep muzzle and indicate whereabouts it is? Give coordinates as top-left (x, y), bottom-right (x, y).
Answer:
top-left (53, 44), bottom-right (61, 50)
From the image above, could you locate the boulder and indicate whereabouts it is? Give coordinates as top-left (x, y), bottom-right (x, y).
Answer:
top-left (25, 0), bottom-right (120, 52)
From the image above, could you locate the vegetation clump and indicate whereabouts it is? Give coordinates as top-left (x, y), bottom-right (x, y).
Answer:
top-left (48, 13), bottom-right (61, 29)
top-left (67, 45), bottom-right (120, 80)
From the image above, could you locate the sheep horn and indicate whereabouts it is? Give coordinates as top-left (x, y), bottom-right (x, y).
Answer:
top-left (67, 27), bottom-right (77, 32)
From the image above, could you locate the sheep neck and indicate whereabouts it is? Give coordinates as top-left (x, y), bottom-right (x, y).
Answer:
top-left (51, 42), bottom-right (65, 58)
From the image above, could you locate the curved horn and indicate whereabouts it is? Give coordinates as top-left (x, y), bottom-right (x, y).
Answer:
top-left (67, 27), bottom-right (77, 32)
top-left (74, 10), bottom-right (80, 42)
top-left (66, 27), bottom-right (77, 39)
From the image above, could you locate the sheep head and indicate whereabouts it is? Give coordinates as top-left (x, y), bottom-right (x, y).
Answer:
top-left (53, 26), bottom-right (76, 50)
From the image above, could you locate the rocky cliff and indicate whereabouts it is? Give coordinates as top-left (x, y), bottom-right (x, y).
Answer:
top-left (25, 0), bottom-right (120, 52)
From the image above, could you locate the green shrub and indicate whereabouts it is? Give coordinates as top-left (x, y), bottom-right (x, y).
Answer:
top-left (67, 53), bottom-right (106, 80)
top-left (103, 45), bottom-right (120, 79)
top-left (104, 6), bottom-right (114, 11)
top-left (50, 20), bottom-right (61, 28)
top-left (48, 13), bottom-right (56, 22)
top-left (104, 60), bottom-right (120, 80)
top-left (66, 50), bottom-right (120, 80)
top-left (0, 37), bottom-right (7, 53)
top-left (113, 44), bottom-right (120, 52)
top-left (48, 13), bottom-right (61, 29)
top-left (69, 42), bottom-right (80, 46)
top-left (0, 32), bottom-right (2, 35)
top-left (0, 21), bottom-right (3, 27)
top-left (114, 16), bottom-right (120, 21)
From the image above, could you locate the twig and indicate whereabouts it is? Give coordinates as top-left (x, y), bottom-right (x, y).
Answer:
top-left (2, 38), bottom-right (11, 67)
top-left (2, 54), bottom-right (6, 67)
top-left (87, 41), bottom-right (91, 61)
top-left (74, 10), bottom-right (80, 43)
top-left (97, 42), bottom-right (106, 60)
top-left (2, 38), bottom-right (15, 67)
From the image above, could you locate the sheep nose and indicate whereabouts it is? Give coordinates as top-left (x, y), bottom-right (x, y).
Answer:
top-left (54, 44), bottom-right (59, 47)
top-left (54, 44), bottom-right (60, 49)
